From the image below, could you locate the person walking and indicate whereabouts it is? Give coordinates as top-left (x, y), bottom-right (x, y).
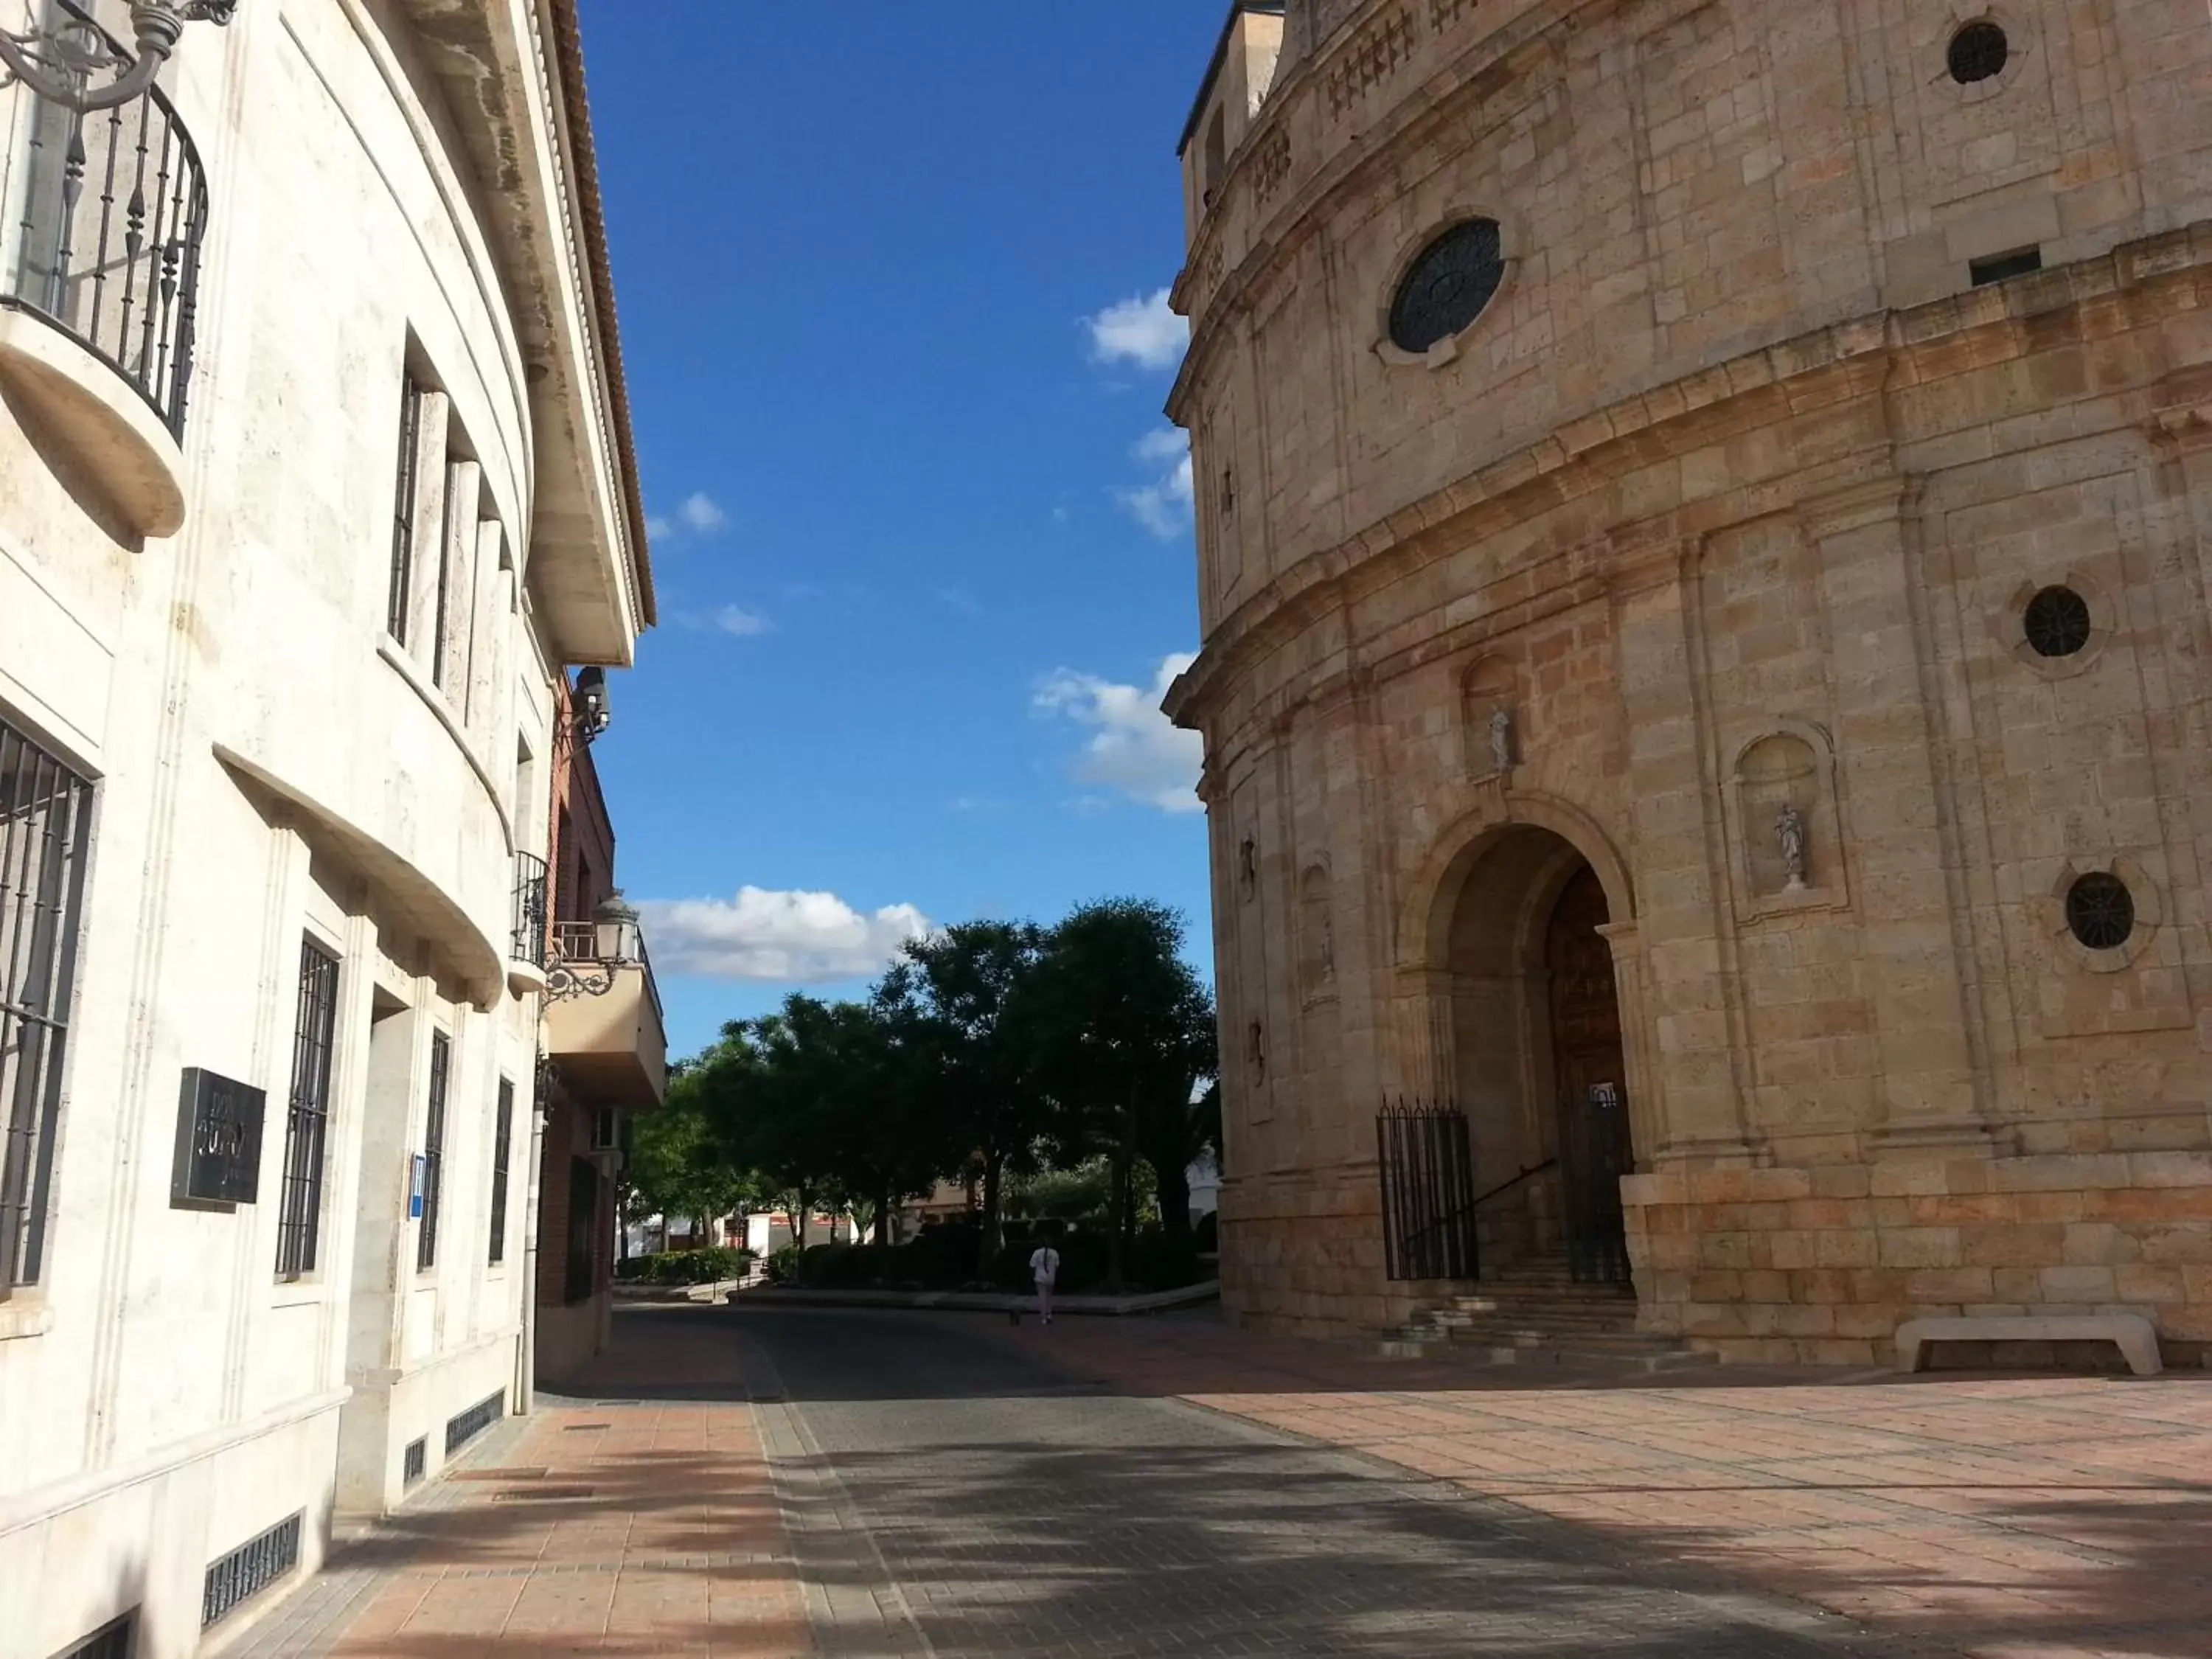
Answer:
top-left (1028, 1237), bottom-right (1061, 1325)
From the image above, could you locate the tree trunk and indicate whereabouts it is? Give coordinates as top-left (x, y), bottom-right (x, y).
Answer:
top-left (1155, 1155), bottom-right (1192, 1241)
top-left (877, 1183), bottom-right (894, 1245)
top-left (793, 1189), bottom-right (810, 1252)
top-left (980, 1147), bottom-right (1004, 1275)
top-left (1108, 1098), bottom-right (1137, 1291)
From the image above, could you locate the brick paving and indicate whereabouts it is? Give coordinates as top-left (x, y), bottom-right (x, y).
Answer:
top-left (984, 1310), bottom-right (2212, 1659)
top-left (223, 1312), bottom-right (807, 1658)
top-left (735, 1306), bottom-right (1924, 1658)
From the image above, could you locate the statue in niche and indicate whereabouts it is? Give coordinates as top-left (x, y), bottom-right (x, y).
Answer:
top-left (1246, 1020), bottom-right (1266, 1081)
top-left (1776, 803), bottom-right (1808, 891)
top-left (1239, 837), bottom-right (1258, 898)
top-left (1488, 706), bottom-right (1515, 773)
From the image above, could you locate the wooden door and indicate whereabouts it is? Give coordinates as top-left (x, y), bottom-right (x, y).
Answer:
top-left (1545, 865), bottom-right (1633, 1283)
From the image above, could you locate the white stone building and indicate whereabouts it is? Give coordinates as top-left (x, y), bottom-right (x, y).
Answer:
top-left (0, 2), bottom-right (655, 1653)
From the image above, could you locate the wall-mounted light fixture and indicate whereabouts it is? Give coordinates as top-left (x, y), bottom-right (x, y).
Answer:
top-left (1, 1), bottom-right (237, 113)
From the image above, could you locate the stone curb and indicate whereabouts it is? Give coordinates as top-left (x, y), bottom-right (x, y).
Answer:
top-left (729, 1280), bottom-right (1221, 1316)
top-left (608, 1276), bottom-right (748, 1303)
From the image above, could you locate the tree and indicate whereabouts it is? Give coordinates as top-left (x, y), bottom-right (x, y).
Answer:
top-left (1026, 899), bottom-right (1220, 1285)
top-left (624, 1073), bottom-right (748, 1249)
top-left (877, 921), bottom-right (1051, 1270)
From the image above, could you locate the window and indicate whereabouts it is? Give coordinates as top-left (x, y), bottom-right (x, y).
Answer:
top-left (1970, 247), bottom-right (2042, 287)
top-left (56, 1612), bottom-right (136, 1659)
top-left (275, 940), bottom-right (340, 1279)
top-left (1, 715), bottom-right (93, 1293)
top-left (1388, 218), bottom-right (1505, 353)
top-left (387, 375), bottom-right (427, 644)
top-left (564, 1155), bottom-right (599, 1304)
top-left (417, 1032), bottom-right (450, 1272)
top-left (1947, 19), bottom-right (2008, 85)
top-left (201, 1512), bottom-right (302, 1629)
top-left (2065, 872), bottom-right (2135, 951)
top-left (487, 1078), bottom-right (513, 1265)
top-left (2023, 585), bottom-right (2093, 658)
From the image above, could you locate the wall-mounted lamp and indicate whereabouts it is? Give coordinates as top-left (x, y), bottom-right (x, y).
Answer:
top-left (1, 0), bottom-right (236, 113)
top-left (574, 666), bottom-right (612, 745)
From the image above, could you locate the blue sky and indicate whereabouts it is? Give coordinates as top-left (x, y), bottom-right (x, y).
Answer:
top-left (577, 4), bottom-right (1224, 1060)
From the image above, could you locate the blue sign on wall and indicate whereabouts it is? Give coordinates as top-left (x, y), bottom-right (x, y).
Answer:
top-left (408, 1154), bottom-right (427, 1220)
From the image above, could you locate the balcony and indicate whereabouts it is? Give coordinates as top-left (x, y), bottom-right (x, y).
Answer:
top-left (544, 907), bottom-right (666, 1113)
top-left (0, 1), bottom-right (207, 538)
top-left (507, 852), bottom-right (549, 994)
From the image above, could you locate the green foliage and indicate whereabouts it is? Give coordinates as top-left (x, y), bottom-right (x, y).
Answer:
top-left (765, 1243), bottom-right (804, 1284)
top-left (613, 1247), bottom-right (754, 1286)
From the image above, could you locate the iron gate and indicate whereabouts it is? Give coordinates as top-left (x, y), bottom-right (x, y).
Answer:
top-left (1556, 1080), bottom-right (1633, 1284)
top-left (1377, 1100), bottom-right (1478, 1281)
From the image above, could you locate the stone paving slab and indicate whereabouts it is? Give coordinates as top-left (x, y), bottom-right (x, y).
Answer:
top-left (975, 1310), bottom-right (2212, 1659)
top-left (220, 1313), bottom-right (808, 1657)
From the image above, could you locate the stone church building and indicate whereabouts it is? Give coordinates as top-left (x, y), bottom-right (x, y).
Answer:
top-left (1166, 0), bottom-right (2212, 1364)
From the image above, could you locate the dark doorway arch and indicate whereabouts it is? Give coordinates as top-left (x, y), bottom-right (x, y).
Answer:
top-left (1441, 828), bottom-right (1635, 1282)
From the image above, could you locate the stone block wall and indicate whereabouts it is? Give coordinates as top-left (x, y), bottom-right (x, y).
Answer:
top-left (1625, 1155), bottom-right (2212, 1366)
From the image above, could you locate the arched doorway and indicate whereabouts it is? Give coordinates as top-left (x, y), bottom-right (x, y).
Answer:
top-left (1543, 865), bottom-right (1634, 1283)
top-left (1441, 827), bottom-right (1635, 1283)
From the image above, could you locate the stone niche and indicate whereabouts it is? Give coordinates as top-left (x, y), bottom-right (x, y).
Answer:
top-left (1459, 655), bottom-right (1516, 778)
top-left (1728, 724), bottom-right (1846, 917)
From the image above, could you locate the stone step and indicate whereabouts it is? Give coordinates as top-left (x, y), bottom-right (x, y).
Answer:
top-left (1377, 1329), bottom-right (1716, 1371)
top-left (1425, 1304), bottom-right (1638, 1328)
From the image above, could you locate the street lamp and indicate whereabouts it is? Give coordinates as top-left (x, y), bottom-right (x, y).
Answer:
top-left (545, 892), bottom-right (642, 1003)
top-left (1, 1), bottom-right (237, 114)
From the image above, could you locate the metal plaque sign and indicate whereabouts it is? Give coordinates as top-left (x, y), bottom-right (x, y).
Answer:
top-left (408, 1155), bottom-right (426, 1219)
top-left (1588, 1081), bottom-right (1622, 1112)
top-left (172, 1068), bottom-right (266, 1207)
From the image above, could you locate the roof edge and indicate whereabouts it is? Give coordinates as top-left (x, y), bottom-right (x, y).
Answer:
top-left (1178, 0), bottom-right (1285, 156)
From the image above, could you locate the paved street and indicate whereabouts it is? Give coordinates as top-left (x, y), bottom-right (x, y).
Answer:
top-left (734, 1307), bottom-right (1915, 1658)
top-left (234, 1305), bottom-right (2212, 1657)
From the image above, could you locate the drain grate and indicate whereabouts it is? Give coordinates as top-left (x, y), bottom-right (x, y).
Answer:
top-left (562, 1422), bottom-right (611, 1432)
top-left (451, 1467), bottom-right (548, 1481)
top-left (493, 1486), bottom-right (597, 1502)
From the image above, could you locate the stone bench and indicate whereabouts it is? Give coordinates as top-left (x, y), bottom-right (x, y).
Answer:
top-left (1895, 1314), bottom-right (2162, 1377)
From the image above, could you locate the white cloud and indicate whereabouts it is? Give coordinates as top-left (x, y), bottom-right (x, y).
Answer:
top-left (678, 492), bottom-right (728, 532)
top-left (1085, 287), bottom-right (1188, 371)
top-left (1034, 653), bottom-right (1203, 813)
top-left (936, 587), bottom-right (984, 619)
top-left (1114, 428), bottom-right (1196, 538)
top-left (712, 604), bottom-right (771, 637)
top-left (637, 888), bottom-right (931, 982)
top-left (646, 515), bottom-right (674, 540)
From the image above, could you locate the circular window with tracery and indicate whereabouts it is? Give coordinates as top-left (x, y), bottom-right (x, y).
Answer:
top-left (1947, 19), bottom-right (2009, 85)
top-left (1388, 218), bottom-right (1505, 355)
top-left (2065, 872), bottom-right (2135, 950)
top-left (2023, 585), bottom-right (2093, 658)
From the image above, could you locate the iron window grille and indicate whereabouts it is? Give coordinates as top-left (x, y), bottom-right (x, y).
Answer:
top-left (201, 1511), bottom-right (301, 1629)
top-left (386, 374), bottom-right (426, 644)
top-left (2, 1), bottom-right (209, 439)
top-left (274, 940), bottom-right (339, 1278)
top-left (445, 1388), bottom-right (504, 1455)
top-left (487, 1078), bottom-right (513, 1265)
top-left (56, 1613), bottom-right (135, 1659)
top-left (402, 1436), bottom-right (425, 1486)
top-left (417, 1031), bottom-right (450, 1272)
top-left (1, 715), bottom-right (94, 1293)
top-left (2024, 585), bottom-right (2093, 658)
top-left (511, 852), bottom-right (548, 967)
top-left (564, 1154), bottom-right (599, 1304)
top-left (1947, 19), bottom-right (2008, 84)
top-left (2065, 872), bottom-right (2135, 950)
top-left (1388, 218), bottom-right (1504, 354)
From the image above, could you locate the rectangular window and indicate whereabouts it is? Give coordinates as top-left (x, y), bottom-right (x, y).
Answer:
top-left (487, 1077), bottom-right (513, 1265)
top-left (564, 1155), bottom-right (598, 1304)
top-left (275, 940), bottom-right (340, 1278)
top-left (0, 715), bottom-right (93, 1293)
top-left (386, 375), bottom-right (425, 644)
top-left (416, 1031), bottom-right (449, 1272)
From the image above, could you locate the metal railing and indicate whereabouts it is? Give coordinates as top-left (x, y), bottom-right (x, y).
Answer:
top-left (1376, 1099), bottom-right (1479, 1281)
top-left (511, 852), bottom-right (548, 966)
top-left (3, 1), bottom-right (209, 437)
top-left (550, 915), bottom-right (663, 1022)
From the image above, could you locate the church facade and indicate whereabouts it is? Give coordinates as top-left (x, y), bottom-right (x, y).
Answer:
top-left (1166, 0), bottom-right (2212, 1363)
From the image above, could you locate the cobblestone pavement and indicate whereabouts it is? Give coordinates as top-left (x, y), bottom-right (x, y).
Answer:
top-left (977, 1310), bottom-right (2212, 1659)
top-left (218, 1311), bottom-right (807, 1658)
top-left (734, 1306), bottom-right (1929, 1658)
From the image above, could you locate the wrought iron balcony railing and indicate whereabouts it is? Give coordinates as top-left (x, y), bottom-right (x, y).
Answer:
top-left (551, 917), bottom-right (662, 1022)
top-left (511, 852), bottom-right (549, 967)
top-left (2, 0), bottom-right (209, 437)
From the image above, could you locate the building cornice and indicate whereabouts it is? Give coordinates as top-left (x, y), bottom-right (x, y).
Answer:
top-left (1162, 225), bottom-right (2212, 734)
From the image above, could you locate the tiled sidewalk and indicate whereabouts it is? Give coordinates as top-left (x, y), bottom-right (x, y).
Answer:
top-left (992, 1314), bottom-right (2212, 1659)
top-left (224, 1314), bottom-right (807, 1658)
